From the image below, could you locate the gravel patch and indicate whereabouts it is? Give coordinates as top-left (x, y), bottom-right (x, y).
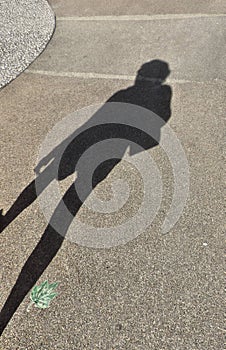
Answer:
top-left (0, 0), bottom-right (55, 88)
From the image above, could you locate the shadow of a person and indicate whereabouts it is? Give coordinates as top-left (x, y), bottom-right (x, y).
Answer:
top-left (0, 59), bottom-right (171, 335)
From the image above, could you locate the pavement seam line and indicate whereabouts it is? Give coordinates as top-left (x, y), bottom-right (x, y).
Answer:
top-left (57, 14), bottom-right (226, 21)
top-left (25, 69), bottom-right (226, 85)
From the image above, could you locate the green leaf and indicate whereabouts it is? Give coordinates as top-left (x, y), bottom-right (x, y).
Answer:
top-left (48, 282), bottom-right (59, 290)
top-left (30, 280), bottom-right (59, 309)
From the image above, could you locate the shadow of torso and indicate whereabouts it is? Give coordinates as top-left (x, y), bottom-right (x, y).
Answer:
top-left (56, 81), bottom-right (172, 183)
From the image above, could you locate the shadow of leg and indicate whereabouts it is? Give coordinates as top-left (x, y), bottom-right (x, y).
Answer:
top-left (0, 166), bottom-right (56, 233)
top-left (0, 180), bottom-right (37, 233)
top-left (0, 182), bottom-right (82, 335)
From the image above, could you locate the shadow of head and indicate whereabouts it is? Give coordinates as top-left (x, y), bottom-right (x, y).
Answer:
top-left (136, 59), bottom-right (170, 83)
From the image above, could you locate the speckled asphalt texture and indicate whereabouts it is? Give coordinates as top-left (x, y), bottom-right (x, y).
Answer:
top-left (0, 0), bottom-right (225, 349)
top-left (0, 0), bottom-right (55, 88)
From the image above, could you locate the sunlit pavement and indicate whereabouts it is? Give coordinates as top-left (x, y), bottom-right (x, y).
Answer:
top-left (0, 1), bottom-right (225, 348)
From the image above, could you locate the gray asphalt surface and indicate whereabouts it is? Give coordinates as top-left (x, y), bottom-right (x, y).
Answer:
top-left (0, 0), bottom-right (55, 88)
top-left (0, 1), bottom-right (225, 349)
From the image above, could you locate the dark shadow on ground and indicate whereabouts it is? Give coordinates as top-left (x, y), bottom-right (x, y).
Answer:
top-left (0, 60), bottom-right (172, 335)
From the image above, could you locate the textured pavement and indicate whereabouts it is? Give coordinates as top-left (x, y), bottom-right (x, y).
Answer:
top-left (0, 1), bottom-right (225, 349)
